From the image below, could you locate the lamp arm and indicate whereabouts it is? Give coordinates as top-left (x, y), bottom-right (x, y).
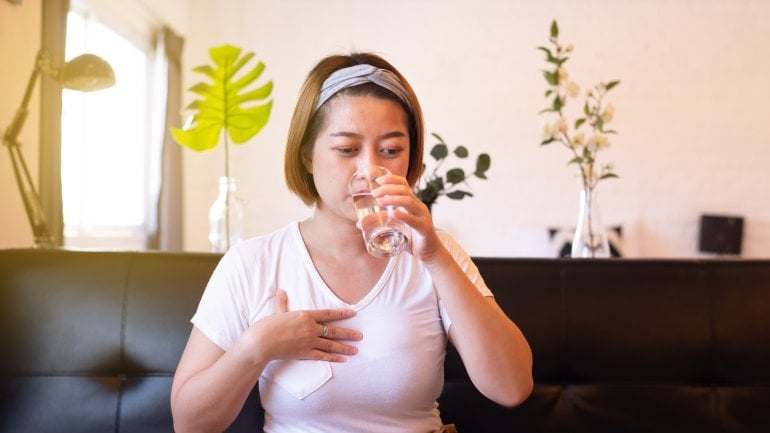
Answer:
top-left (2, 48), bottom-right (54, 248)
top-left (3, 49), bottom-right (48, 146)
top-left (6, 144), bottom-right (53, 247)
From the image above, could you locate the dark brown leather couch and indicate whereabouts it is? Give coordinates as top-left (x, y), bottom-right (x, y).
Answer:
top-left (1, 248), bottom-right (769, 432)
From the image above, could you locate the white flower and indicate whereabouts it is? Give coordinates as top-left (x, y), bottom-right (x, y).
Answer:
top-left (565, 81), bottom-right (580, 97)
top-left (586, 133), bottom-right (610, 153)
top-left (602, 103), bottom-right (615, 123)
top-left (557, 67), bottom-right (568, 83)
top-left (542, 118), bottom-right (568, 141)
top-left (539, 21), bottom-right (620, 190)
top-left (571, 132), bottom-right (585, 148)
top-left (541, 122), bottom-right (555, 141)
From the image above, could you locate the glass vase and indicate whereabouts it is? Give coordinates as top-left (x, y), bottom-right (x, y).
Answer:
top-left (571, 187), bottom-right (610, 258)
top-left (209, 176), bottom-right (245, 253)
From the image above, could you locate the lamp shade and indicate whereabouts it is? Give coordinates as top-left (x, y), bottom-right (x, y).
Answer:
top-left (58, 53), bottom-right (116, 91)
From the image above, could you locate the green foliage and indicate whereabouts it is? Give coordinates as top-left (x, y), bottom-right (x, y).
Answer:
top-left (414, 133), bottom-right (491, 207)
top-left (171, 44), bottom-right (273, 153)
top-left (170, 44), bottom-right (273, 251)
top-left (538, 20), bottom-right (620, 191)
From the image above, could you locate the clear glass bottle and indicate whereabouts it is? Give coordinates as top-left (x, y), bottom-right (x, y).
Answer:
top-left (571, 187), bottom-right (610, 258)
top-left (209, 176), bottom-right (245, 253)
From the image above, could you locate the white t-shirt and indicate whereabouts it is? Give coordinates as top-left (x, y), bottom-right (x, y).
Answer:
top-left (192, 222), bottom-right (492, 433)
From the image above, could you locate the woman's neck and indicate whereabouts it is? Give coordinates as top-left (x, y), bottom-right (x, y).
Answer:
top-left (300, 207), bottom-right (366, 258)
top-left (299, 207), bottom-right (389, 304)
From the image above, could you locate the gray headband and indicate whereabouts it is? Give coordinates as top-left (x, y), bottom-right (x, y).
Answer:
top-left (315, 64), bottom-right (412, 111)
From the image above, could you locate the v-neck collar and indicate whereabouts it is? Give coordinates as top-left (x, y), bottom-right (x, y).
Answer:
top-left (291, 222), bottom-right (397, 310)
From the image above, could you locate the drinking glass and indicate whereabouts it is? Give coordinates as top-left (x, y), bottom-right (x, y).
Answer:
top-left (348, 166), bottom-right (409, 258)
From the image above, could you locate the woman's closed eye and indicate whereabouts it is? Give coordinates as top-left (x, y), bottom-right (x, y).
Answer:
top-left (380, 147), bottom-right (404, 157)
top-left (335, 146), bottom-right (359, 156)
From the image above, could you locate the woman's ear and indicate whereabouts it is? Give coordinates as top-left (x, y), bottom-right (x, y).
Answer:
top-left (301, 148), bottom-right (313, 174)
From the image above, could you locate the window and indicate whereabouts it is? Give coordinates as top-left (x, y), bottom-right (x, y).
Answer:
top-left (61, 1), bottom-right (164, 249)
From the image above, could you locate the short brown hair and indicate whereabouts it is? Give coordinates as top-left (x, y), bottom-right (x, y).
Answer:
top-left (284, 53), bottom-right (425, 206)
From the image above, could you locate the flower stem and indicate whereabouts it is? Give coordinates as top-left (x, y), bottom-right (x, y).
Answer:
top-left (222, 59), bottom-right (231, 250)
top-left (224, 133), bottom-right (231, 251)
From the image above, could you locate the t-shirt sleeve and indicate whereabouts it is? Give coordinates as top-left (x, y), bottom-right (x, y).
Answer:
top-left (191, 247), bottom-right (255, 351)
top-left (437, 231), bottom-right (492, 296)
top-left (436, 231), bottom-right (493, 332)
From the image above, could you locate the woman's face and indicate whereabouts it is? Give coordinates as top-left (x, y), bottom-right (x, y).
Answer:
top-left (307, 94), bottom-right (410, 221)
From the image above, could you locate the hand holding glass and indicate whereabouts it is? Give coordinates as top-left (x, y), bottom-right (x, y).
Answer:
top-left (348, 166), bottom-right (409, 258)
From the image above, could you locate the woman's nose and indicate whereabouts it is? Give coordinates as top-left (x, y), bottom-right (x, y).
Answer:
top-left (358, 150), bottom-right (380, 169)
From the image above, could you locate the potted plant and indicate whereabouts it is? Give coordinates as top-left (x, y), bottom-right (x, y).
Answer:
top-left (538, 20), bottom-right (620, 257)
top-left (413, 132), bottom-right (491, 211)
top-left (171, 44), bottom-right (273, 251)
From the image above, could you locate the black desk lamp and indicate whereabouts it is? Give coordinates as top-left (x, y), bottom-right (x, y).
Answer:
top-left (2, 48), bottom-right (115, 247)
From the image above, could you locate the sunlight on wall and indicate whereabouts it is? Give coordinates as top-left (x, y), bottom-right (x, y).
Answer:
top-left (180, 0), bottom-right (770, 257)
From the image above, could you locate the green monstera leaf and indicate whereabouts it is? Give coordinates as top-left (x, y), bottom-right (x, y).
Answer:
top-left (172, 44), bottom-right (273, 153)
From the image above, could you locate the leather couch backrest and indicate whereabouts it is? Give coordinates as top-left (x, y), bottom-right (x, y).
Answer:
top-left (440, 257), bottom-right (770, 433)
top-left (0, 250), bottom-right (228, 433)
top-left (2, 250), bottom-right (770, 433)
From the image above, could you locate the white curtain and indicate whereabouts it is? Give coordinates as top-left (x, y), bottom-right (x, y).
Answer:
top-left (39, 0), bottom-right (69, 246)
top-left (148, 26), bottom-right (184, 251)
top-left (40, 1), bottom-right (184, 251)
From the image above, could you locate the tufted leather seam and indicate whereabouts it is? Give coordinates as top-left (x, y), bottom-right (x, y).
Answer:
top-left (115, 380), bottom-right (125, 433)
top-left (556, 260), bottom-right (571, 419)
top-left (704, 262), bottom-right (723, 431)
top-left (559, 261), bottom-right (569, 382)
top-left (115, 254), bottom-right (136, 433)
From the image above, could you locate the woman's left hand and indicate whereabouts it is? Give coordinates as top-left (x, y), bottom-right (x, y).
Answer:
top-left (370, 173), bottom-right (444, 262)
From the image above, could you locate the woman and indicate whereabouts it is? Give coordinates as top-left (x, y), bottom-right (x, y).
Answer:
top-left (171, 52), bottom-right (533, 433)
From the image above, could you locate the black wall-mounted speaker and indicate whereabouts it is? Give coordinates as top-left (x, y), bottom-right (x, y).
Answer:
top-left (698, 214), bottom-right (744, 255)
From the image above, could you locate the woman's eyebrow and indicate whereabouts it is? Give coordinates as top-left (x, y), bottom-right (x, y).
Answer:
top-left (328, 130), bottom-right (406, 140)
top-left (328, 131), bottom-right (363, 139)
top-left (381, 131), bottom-right (407, 139)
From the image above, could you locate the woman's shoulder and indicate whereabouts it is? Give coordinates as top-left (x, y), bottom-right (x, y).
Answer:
top-left (221, 222), bottom-right (302, 269)
top-left (435, 230), bottom-right (467, 258)
top-left (232, 222), bottom-right (300, 252)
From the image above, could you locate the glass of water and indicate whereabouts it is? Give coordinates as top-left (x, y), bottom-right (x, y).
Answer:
top-left (348, 166), bottom-right (409, 258)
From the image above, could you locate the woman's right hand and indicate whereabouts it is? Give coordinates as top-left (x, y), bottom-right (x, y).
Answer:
top-left (172, 289), bottom-right (360, 433)
top-left (237, 289), bottom-right (362, 364)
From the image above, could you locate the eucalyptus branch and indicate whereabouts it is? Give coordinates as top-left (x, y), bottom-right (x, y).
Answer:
top-left (413, 132), bottom-right (491, 205)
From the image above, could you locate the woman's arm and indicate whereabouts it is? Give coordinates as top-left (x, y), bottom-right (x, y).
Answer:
top-left (372, 175), bottom-right (533, 407)
top-left (171, 290), bottom-right (361, 433)
top-left (171, 327), bottom-right (264, 433)
top-left (425, 250), bottom-right (534, 407)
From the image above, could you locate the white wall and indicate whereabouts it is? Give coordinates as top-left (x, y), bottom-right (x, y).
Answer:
top-left (3, 0), bottom-right (769, 258)
top-left (0, 0), bottom-right (41, 248)
top-left (180, 0), bottom-right (770, 257)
